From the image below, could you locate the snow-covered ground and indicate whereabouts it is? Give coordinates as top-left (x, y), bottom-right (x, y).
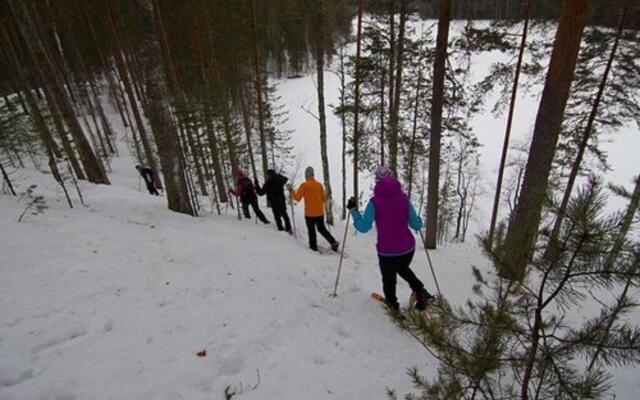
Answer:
top-left (2, 139), bottom-right (639, 399)
top-left (1, 147), bottom-right (487, 399)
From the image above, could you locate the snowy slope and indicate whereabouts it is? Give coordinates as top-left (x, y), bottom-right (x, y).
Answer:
top-left (3, 150), bottom-right (638, 399)
top-left (0, 148), bottom-right (485, 399)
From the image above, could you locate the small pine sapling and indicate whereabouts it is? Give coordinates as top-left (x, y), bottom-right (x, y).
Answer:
top-left (18, 184), bottom-right (48, 222)
top-left (393, 177), bottom-right (640, 400)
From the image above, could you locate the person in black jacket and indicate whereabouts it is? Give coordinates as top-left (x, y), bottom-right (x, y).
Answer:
top-left (135, 165), bottom-right (160, 195)
top-left (255, 169), bottom-right (292, 233)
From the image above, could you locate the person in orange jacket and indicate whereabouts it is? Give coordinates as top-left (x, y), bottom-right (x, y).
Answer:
top-left (288, 166), bottom-right (339, 252)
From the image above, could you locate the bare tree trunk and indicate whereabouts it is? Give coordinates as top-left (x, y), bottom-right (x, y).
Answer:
top-left (238, 85), bottom-right (259, 179)
top-left (387, 0), bottom-right (396, 144)
top-left (210, 59), bottom-right (239, 177)
top-left (502, 0), bottom-right (588, 284)
top-left (250, 0), bottom-right (269, 178)
top-left (389, 0), bottom-right (407, 174)
top-left (604, 174), bottom-right (639, 272)
top-left (183, 117), bottom-right (208, 196)
top-left (407, 66), bottom-right (422, 199)
top-left (380, 65), bottom-right (386, 165)
top-left (83, 2), bottom-right (131, 133)
top-left (545, 4), bottom-right (628, 260)
top-left (425, 0), bottom-right (452, 249)
top-left (204, 102), bottom-right (229, 203)
top-left (104, 0), bottom-right (159, 188)
top-left (488, 0), bottom-right (531, 245)
top-left (1, 23), bottom-right (67, 164)
top-left (337, 44), bottom-right (348, 220)
top-left (139, 4), bottom-right (193, 215)
top-left (314, 0), bottom-right (334, 225)
top-left (352, 0), bottom-right (365, 204)
top-left (0, 156), bottom-right (16, 195)
top-left (8, 1), bottom-right (109, 185)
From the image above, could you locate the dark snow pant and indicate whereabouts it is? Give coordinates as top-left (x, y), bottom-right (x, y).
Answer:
top-left (378, 250), bottom-right (424, 310)
top-left (145, 180), bottom-right (160, 195)
top-left (242, 197), bottom-right (269, 223)
top-left (272, 203), bottom-right (292, 232)
top-left (305, 216), bottom-right (337, 250)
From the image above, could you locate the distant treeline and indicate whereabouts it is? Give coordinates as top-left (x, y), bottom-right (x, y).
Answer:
top-left (348, 0), bottom-right (639, 29)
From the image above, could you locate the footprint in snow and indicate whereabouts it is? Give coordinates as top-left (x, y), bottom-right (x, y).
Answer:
top-left (218, 355), bottom-right (244, 376)
top-left (0, 368), bottom-right (34, 388)
top-left (30, 326), bottom-right (87, 356)
top-left (332, 324), bottom-right (351, 338)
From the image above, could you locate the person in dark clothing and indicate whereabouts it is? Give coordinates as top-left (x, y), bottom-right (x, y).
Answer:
top-left (255, 169), bottom-right (292, 233)
top-left (135, 165), bottom-right (160, 195)
top-left (229, 169), bottom-right (270, 224)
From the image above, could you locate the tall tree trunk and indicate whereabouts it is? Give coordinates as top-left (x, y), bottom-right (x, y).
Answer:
top-left (425, 0), bottom-right (452, 249)
top-left (387, 0), bottom-right (396, 144)
top-left (140, 4), bottom-right (194, 216)
top-left (184, 117), bottom-right (208, 196)
top-left (604, 176), bottom-right (640, 272)
top-left (502, 0), bottom-right (588, 283)
top-left (153, 0), bottom-right (201, 207)
top-left (352, 0), bottom-right (365, 204)
top-left (380, 65), bottom-right (386, 165)
top-left (0, 23), bottom-right (65, 163)
top-left (338, 44), bottom-right (348, 220)
top-left (314, 0), bottom-right (334, 225)
top-left (82, 2), bottom-right (130, 131)
top-left (104, 0), bottom-right (160, 188)
top-left (238, 85), bottom-right (259, 179)
top-left (201, 7), bottom-right (241, 178)
top-left (544, 4), bottom-right (628, 260)
top-left (389, 0), bottom-right (407, 174)
top-left (488, 0), bottom-right (531, 245)
top-left (0, 153), bottom-right (16, 196)
top-left (204, 101), bottom-right (229, 203)
top-left (407, 71), bottom-right (422, 199)
top-left (250, 0), bottom-right (269, 179)
top-left (8, 0), bottom-right (109, 185)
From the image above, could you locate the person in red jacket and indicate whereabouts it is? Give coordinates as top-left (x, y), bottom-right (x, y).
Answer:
top-left (229, 169), bottom-right (269, 224)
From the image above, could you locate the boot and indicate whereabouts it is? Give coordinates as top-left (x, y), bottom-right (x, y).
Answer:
top-left (415, 289), bottom-right (434, 311)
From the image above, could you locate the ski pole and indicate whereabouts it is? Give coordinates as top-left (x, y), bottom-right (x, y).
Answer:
top-left (419, 230), bottom-right (442, 299)
top-left (331, 219), bottom-right (350, 297)
top-left (289, 195), bottom-right (297, 238)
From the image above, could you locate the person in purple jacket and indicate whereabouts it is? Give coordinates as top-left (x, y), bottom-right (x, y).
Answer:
top-left (347, 166), bottom-right (434, 311)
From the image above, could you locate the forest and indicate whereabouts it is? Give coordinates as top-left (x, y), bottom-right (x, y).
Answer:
top-left (1, 0), bottom-right (640, 399)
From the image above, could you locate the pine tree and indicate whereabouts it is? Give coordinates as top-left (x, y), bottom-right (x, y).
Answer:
top-left (394, 177), bottom-right (640, 400)
top-left (424, 0), bottom-right (452, 249)
top-left (502, 0), bottom-right (589, 281)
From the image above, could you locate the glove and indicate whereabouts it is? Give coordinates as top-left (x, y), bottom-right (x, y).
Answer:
top-left (346, 196), bottom-right (357, 210)
top-left (286, 184), bottom-right (293, 192)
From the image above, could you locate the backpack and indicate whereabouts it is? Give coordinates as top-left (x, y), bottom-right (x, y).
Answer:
top-left (239, 177), bottom-right (254, 199)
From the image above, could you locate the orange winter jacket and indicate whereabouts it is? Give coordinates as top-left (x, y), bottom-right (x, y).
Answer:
top-left (291, 177), bottom-right (326, 217)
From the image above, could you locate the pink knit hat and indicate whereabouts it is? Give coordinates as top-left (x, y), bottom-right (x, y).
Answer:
top-left (374, 166), bottom-right (393, 181)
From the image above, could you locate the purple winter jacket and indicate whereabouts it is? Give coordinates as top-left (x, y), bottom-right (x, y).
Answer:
top-left (351, 177), bottom-right (422, 256)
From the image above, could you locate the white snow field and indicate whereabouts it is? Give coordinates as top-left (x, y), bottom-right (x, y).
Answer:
top-left (1, 148), bottom-right (482, 399)
top-left (1, 140), bottom-right (639, 399)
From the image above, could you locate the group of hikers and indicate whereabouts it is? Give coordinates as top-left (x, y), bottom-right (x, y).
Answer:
top-left (229, 166), bottom-right (339, 253)
top-left (136, 163), bottom-right (434, 311)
